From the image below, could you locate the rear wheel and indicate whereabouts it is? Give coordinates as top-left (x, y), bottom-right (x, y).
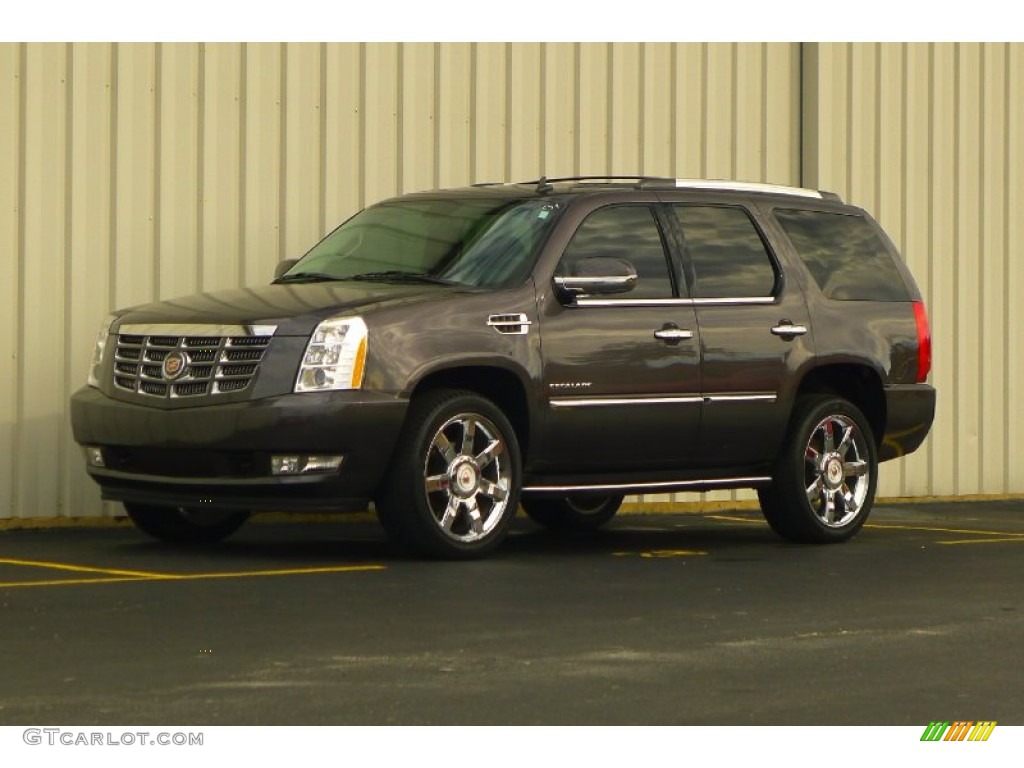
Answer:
top-left (759, 396), bottom-right (877, 543)
top-left (376, 389), bottom-right (521, 559)
top-left (522, 493), bottom-right (624, 532)
top-left (123, 503), bottom-right (250, 544)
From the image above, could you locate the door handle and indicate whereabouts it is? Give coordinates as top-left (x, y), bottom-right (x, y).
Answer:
top-left (770, 321), bottom-right (808, 338)
top-left (653, 326), bottom-right (694, 343)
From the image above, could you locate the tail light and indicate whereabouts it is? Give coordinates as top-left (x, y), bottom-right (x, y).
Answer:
top-left (912, 301), bottom-right (931, 383)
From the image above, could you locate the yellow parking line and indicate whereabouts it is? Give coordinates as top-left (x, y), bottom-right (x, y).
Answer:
top-left (0, 560), bottom-right (386, 589)
top-left (166, 564), bottom-right (387, 580)
top-left (705, 514), bottom-right (761, 524)
top-left (936, 537), bottom-right (1024, 546)
top-left (0, 557), bottom-right (168, 578)
top-left (864, 523), bottom-right (1024, 537)
top-left (0, 576), bottom-right (153, 588)
top-left (703, 515), bottom-right (1024, 544)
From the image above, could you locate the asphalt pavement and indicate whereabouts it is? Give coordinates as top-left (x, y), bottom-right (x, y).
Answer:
top-left (0, 499), bottom-right (1021, 725)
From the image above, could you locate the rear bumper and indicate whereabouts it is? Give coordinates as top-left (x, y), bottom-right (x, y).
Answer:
top-left (879, 383), bottom-right (936, 462)
top-left (70, 387), bottom-right (408, 511)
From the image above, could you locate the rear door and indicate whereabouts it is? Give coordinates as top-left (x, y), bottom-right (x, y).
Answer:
top-left (668, 203), bottom-right (814, 468)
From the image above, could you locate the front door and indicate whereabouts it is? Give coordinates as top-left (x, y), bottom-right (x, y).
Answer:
top-left (536, 203), bottom-right (702, 472)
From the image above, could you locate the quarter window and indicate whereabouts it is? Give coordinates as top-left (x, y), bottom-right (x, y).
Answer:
top-left (559, 205), bottom-right (675, 299)
top-left (774, 209), bottom-right (910, 301)
top-left (674, 206), bottom-right (777, 298)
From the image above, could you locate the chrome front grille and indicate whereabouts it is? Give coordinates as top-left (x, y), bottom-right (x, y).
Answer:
top-left (112, 325), bottom-right (275, 399)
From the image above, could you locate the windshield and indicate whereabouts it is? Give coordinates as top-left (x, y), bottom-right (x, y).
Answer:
top-left (280, 197), bottom-right (564, 288)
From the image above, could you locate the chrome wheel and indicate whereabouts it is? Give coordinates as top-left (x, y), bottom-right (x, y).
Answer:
top-left (376, 389), bottom-right (521, 558)
top-left (803, 413), bottom-right (871, 528)
top-left (423, 413), bottom-right (513, 544)
top-left (759, 395), bottom-right (878, 544)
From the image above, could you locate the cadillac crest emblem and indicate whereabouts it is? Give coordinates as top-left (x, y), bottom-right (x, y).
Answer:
top-left (162, 350), bottom-right (189, 381)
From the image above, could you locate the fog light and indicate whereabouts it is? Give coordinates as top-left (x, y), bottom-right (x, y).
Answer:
top-left (302, 455), bottom-right (345, 473)
top-left (85, 446), bottom-right (105, 468)
top-left (271, 454), bottom-right (344, 475)
top-left (272, 456), bottom-right (302, 475)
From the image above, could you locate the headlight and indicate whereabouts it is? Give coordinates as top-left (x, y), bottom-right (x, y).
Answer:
top-left (295, 316), bottom-right (369, 392)
top-left (87, 314), bottom-right (116, 388)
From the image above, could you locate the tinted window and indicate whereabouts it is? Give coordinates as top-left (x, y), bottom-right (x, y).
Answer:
top-left (674, 206), bottom-right (777, 298)
top-left (285, 197), bottom-right (563, 289)
top-left (559, 205), bottom-right (674, 299)
top-left (774, 209), bottom-right (910, 301)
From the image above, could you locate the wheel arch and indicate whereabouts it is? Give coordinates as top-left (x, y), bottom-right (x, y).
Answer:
top-left (792, 363), bottom-right (886, 450)
top-left (407, 364), bottom-right (533, 457)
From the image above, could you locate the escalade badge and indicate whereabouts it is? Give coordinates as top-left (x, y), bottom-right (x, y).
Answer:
top-left (162, 350), bottom-right (189, 381)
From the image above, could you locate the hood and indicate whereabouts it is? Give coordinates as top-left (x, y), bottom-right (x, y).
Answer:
top-left (113, 282), bottom-right (465, 336)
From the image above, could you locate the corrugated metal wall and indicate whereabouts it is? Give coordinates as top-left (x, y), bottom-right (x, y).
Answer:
top-left (802, 42), bottom-right (1024, 500)
top-left (2, 41), bottom-right (1019, 520)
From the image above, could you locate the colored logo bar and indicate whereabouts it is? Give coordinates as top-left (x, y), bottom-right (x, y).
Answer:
top-left (920, 721), bottom-right (997, 742)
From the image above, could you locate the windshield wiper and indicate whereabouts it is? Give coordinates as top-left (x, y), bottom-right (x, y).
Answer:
top-left (274, 272), bottom-right (342, 284)
top-left (346, 271), bottom-right (459, 286)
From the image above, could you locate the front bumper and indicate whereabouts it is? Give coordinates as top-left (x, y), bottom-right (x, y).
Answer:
top-left (879, 383), bottom-right (936, 462)
top-left (70, 387), bottom-right (408, 511)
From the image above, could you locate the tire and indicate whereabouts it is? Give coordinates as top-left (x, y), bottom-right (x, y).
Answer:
top-left (375, 389), bottom-right (521, 559)
top-left (124, 503), bottom-right (250, 544)
top-left (522, 493), bottom-right (624, 532)
top-left (758, 395), bottom-right (878, 543)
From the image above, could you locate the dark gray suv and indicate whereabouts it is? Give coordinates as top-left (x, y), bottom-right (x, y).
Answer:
top-left (71, 177), bottom-right (935, 558)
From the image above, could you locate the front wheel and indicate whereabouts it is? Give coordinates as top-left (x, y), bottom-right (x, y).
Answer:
top-left (522, 493), bottom-right (624, 532)
top-left (759, 396), bottom-right (878, 543)
top-left (123, 503), bottom-right (250, 544)
top-left (375, 390), bottom-right (521, 559)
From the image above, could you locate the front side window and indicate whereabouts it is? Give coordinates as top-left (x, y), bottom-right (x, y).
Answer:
top-left (282, 197), bottom-right (564, 289)
top-left (774, 209), bottom-right (910, 301)
top-left (674, 205), bottom-right (777, 299)
top-left (558, 205), bottom-right (675, 299)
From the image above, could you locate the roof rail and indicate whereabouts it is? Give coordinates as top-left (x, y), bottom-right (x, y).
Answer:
top-left (672, 178), bottom-right (835, 200)
top-left (501, 176), bottom-right (841, 201)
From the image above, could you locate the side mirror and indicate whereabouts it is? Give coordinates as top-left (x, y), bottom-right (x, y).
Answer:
top-left (554, 256), bottom-right (638, 299)
top-left (274, 259), bottom-right (299, 280)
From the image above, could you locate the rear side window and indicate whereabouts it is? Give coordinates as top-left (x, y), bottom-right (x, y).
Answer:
top-left (774, 209), bottom-right (910, 301)
top-left (673, 205), bottom-right (777, 299)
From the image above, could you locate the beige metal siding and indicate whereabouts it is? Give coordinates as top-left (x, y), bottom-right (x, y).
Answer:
top-left (12, 41), bottom-right (1017, 520)
top-left (802, 42), bottom-right (1024, 499)
top-left (1, 43), bottom-right (20, 519)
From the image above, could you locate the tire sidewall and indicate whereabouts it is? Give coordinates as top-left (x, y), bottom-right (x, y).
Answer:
top-left (383, 390), bottom-right (522, 558)
top-left (780, 396), bottom-right (878, 542)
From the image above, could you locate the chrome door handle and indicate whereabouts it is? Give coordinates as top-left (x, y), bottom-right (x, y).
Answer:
top-left (771, 321), bottom-right (808, 337)
top-left (653, 328), bottom-right (694, 342)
